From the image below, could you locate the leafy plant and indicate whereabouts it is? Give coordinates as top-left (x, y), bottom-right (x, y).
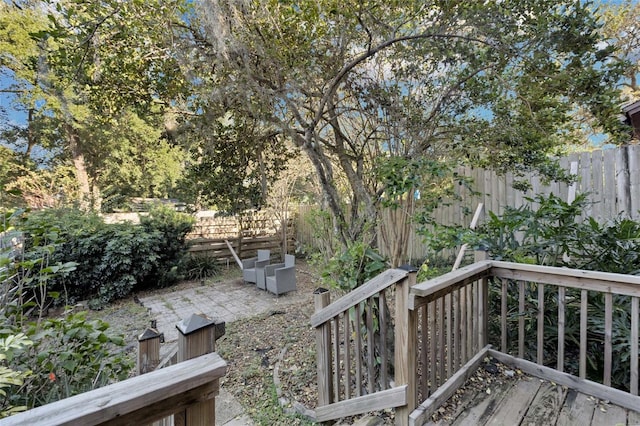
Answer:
top-left (1, 311), bottom-right (132, 410)
top-left (320, 242), bottom-right (388, 292)
top-left (0, 333), bottom-right (32, 418)
top-left (140, 205), bottom-right (195, 288)
top-left (179, 254), bottom-right (220, 282)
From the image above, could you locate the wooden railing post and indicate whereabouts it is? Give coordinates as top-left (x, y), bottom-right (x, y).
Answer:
top-left (176, 313), bottom-right (219, 426)
top-left (395, 266), bottom-right (418, 425)
top-left (137, 320), bottom-right (162, 374)
top-left (314, 287), bottom-right (333, 407)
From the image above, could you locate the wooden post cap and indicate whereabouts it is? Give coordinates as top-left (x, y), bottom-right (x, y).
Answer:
top-left (313, 287), bottom-right (329, 294)
top-left (176, 313), bottom-right (217, 336)
top-left (138, 328), bottom-right (162, 342)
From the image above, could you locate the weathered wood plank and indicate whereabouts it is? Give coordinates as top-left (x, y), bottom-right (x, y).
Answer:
top-left (501, 279), bottom-right (507, 352)
top-left (408, 346), bottom-right (491, 426)
top-left (314, 289), bottom-right (333, 407)
top-left (555, 389), bottom-right (596, 426)
top-left (537, 283), bottom-right (545, 365)
top-left (488, 349), bottom-right (640, 413)
top-left (520, 380), bottom-right (568, 426)
top-left (632, 296), bottom-right (639, 395)
top-left (451, 377), bottom-right (517, 426)
top-left (491, 261), bottom-right (640, 298)
top-left (519, 281), bottom-right (525, 359)
top-left (604, 293), bottom-right (612, 387)
top-left (580, 289), bottom-right (588, 379)
top-left (485, 378), bottom-right (542, 426)
top-left (557, 286), bottom-right (565, 372)
top-left (311, 268), bottom-right (408, 327)
top-left (343, 310), bottom-right (351, 399)
top-left (628, 408), bottom-right (640, 424)
top-left (590, 401), bottom-right (627, 426)
top-left (315, 386), bottom-right (408, 422)
top-left (410, 261), bottom-right (492, 300)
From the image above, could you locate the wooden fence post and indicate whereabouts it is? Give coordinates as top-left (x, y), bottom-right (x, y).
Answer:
top-left (395, 266), bottom-right (418, 426)
top-left (176, 313), bottom-right (219, 426)
top-left (137, 321), bottom-right (162, 374)
top-left (314, 288), bottom-right (333, 408)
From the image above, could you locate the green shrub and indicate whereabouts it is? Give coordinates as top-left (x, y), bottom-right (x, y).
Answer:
top-left (140, 205), bottom-right (195, 288)
top-left (0, 311), bottom-right (132, 411)
top-left (17, 206), bottom-right (194, 308)
top-left (320, 242), bottom-right (388, 292)
top-left (179, 254), bottom-right (220, 282)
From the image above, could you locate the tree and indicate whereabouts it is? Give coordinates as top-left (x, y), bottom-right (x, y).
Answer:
top-left (601, 0), bottom-right (640, 97)
top-left (0, 0), bottom-right (192, 209)
top-left (193, 0), bottom-right (625, 264)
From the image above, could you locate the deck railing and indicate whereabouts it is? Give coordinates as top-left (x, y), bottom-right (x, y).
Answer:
top-left (314, 260), bottom-right (640, 425)
top-left (0, 352), bottom-right (226, 426)
top-left (2, 313), bottom-right (226, 426)
top-left (311, 268), bottom-right (413, 422)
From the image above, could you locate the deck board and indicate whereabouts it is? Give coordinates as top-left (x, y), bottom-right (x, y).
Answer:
top-left (484, 377), bottom-right (541, 425)
top-left (451, 379), bottom-right (515, 426)
top-left (425, 376), bottom-right (640, 425)
top-left (591, 401), bottom-right (627, 425)
top-left (520, 380), bottom-right (568, 426)
top-left (555, 389), bottom-right (596, 426)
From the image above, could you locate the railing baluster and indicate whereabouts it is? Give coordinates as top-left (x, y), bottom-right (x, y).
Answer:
top-left (460, 286), bottom-right (467, 364)
top-left (632, 296), bottom-right (638, 395)
top-left (469, 281), bottom-right (480, 356)
top-left (537, 283), bottom-right (545, 365)
top-left (420, 305), bottom-right (428, 398)
top-left (453, 288), bottom-right (460, 371)
top-left (445, 292), bottom-right (452, 379)
top-left (343, 310), bottom-right (351, 399)
top-left (466, 283), bottom-right (473, 361)
top-left (429, 300), bottom-right (436, 393)
top-left (333, 317), bottom-right (341, 400)
top-left (518, 281), bottom-right (525, 359)
top-left (438, 296), bottom-right (445, 387)
top-left (355, 302), bottom-right (363, 397)
top-left (379, 291), bottom-right (388, 390)
top-left (580, 289), bottom-right (588, 379)
top-left (366, 297), bottom-right (375, 394)
top-left (501, 278), bottom-right (507, 352)
top-left (557, 286), bottom-right (565, 372)
top-left (604, 293), bottom-right (613, 387)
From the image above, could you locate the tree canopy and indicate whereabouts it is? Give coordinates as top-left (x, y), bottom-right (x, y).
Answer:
top-left (188, 0), bottom-right (625, 259)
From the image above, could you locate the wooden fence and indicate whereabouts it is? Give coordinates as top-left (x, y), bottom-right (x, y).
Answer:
top-left (296, 144), bottom-right (640, 262)
top-left (187, 211), bottom-right (295, 264)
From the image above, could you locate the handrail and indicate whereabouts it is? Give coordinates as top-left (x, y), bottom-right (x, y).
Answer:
top-left (1, 352), bottom-right (227, 426)
top-left (491, 260), bottom-right (640, 297)
top-left (310, 268), bottom-right (408, 328)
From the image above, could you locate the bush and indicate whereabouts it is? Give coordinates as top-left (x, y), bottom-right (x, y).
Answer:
top-left (320, 242), bottom-right (388, 292)
top-left (0, 311), bottom-right (132, 412)
top-left (140, 205), bottom-right (195, 288)
top-left (179, 254), bottom-right (220, 282)
top-left (17, 206), bottom-right (194, 308)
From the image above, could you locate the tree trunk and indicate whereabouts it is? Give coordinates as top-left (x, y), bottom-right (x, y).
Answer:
top-left (65, 124), bottom-right (91, 210)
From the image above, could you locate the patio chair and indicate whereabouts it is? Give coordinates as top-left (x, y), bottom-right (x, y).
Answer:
top-left (242, 249), bottom-right (270, 284)
top-left (265, 254), bottom-right (296, 295)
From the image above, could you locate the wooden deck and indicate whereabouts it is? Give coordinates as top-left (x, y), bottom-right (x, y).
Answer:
top-left (426, 370), bottom-right (640, 426)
